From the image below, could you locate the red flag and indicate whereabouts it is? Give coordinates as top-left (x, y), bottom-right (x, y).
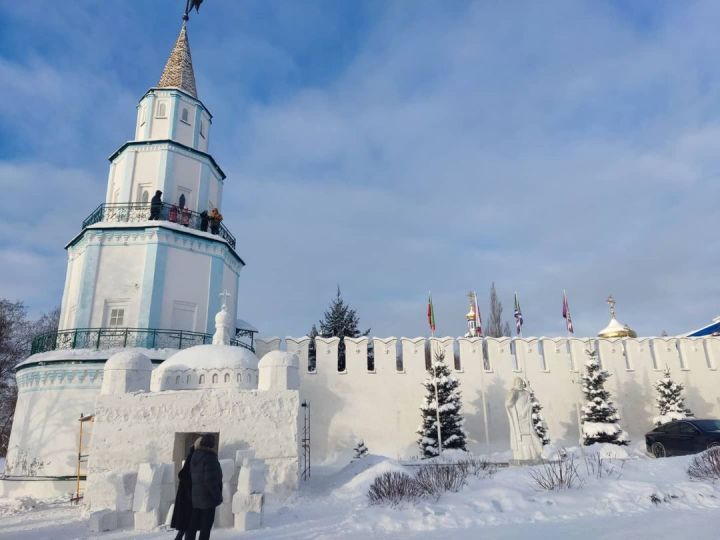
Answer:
top-left (562, 290), bottom-right (574, 334)
top-left (427, 293), bottom-right (436, 333)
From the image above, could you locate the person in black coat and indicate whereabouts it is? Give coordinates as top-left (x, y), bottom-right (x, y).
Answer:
top-left (149, 190), bottom-right (163, 220)
top-left (186, 434), bottom-right (223, 540)
top-left (170, 446), bottom-right (194, 540)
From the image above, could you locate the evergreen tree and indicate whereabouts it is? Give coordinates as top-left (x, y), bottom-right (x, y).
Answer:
top-left (580, 350), bottom-right (629, 446)
top-left (653, 367), bottom-right (693, 426)
top-left (487, 283), bottom-right (511, 337)
top-left (417, 350), bottom-right (467, 458)
top-left (312, 287), bottom-right (370, 372)
top-left (352, 440), bottom-right (368, 460)
top-left (527, 382), bottom-right (550, 446)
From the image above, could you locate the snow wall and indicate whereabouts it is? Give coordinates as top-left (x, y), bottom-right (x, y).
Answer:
top-left (258, 336), bottom-right (720, 463)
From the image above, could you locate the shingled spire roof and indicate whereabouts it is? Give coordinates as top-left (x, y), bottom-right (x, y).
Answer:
top-left (158, 23), bottom-right (198, 98)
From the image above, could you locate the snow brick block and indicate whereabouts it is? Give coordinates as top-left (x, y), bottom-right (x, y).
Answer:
top-left (161, 482), bottom-right (176, 503)
top-left (219, 458), bottom-right (235, 480)
top-left (232, 493), bottom-right (263, 513)
top-left (132, 463), bottom-right (162, 512)
top-left (236, 463), bottom-right (265, 493)
top-left (88, 509), bottom-right (117, 533)
top-left (160, 462), bottom-right (175, 485)
top-left (235, 449), bottom-right (255, 467)
top-left (214, 482), bottom-right (234, 528)
top-left (117, 510), bottom-right (134, 529)
top-left (134, 509), bottom-right (160, 531)
top-left (85, 471), bottom-right (137, 512)
top-left (234, 511), bottom-right (262, 531)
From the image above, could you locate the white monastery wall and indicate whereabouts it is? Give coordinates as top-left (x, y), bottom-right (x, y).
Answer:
top-left (170, 152), bottom-right (202, 208)
top-left (258, 336), bottom-right (720, 463)
top-left (59, 250), bottom-right (84, 330)
top-left (87, 389), bottom-right (299, 496)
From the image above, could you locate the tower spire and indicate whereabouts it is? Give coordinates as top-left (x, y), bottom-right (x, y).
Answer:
top-left (158, 23), bottom-right (198, 98)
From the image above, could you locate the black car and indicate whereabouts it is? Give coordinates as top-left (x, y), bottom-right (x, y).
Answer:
top-left (645, 419), bottom-right (720, 457)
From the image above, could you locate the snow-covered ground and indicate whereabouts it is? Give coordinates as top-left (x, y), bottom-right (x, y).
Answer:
top-left (2, 444), bottom-right (720, 539)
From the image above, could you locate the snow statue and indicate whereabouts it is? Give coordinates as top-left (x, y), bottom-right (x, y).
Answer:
top-left (213, 301), bottom-right (233, 345)
top-left (505, 377), bottom-right (543, 462)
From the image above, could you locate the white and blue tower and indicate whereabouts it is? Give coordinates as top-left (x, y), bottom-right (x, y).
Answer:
top-left (1, 21), bottom-right (253, 494)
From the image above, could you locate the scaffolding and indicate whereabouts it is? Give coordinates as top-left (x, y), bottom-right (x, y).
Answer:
top-left (300, 401), bottom-right (311, 481)
top-left (70, 413), bottom-right (94, 503)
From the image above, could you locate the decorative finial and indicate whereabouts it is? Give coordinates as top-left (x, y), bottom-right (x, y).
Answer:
top-left (607, 295), bottom-right (616, 318)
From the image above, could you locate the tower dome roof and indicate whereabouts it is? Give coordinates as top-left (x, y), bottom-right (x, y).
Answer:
top-left (158, 23), bottom-right (198, 98)
top-left (598, 295), bottom-right (637, 338)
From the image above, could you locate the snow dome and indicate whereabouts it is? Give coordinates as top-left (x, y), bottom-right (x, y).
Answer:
top-left (101, 350), bottom-right (153, 395)
top-left (151, 344), bottom-right (259, 391)
top-left (258, 351), bottom-right (300, 391)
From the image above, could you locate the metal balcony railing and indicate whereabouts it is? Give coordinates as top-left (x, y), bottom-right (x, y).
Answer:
top-left (31, 327), bottom-right (255, 355)
top-left (82, 202), bottom-right (236, 249)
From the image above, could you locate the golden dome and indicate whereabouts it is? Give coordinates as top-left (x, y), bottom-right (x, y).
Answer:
top-left (466, 308), bottom-right (476, 321)
top-left (598, 295), bottom-right (637, 338)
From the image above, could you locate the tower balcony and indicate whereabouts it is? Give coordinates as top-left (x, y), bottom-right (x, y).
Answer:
top-left (82, 202), bottom-right (236, 250)
top-left (31, 327), bottom-right (256, 355)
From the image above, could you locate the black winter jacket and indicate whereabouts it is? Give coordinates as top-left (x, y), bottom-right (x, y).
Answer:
top-left (170, 447), bottom-right (194, 530)
top-left (190, 447), bottom-right (223, 509)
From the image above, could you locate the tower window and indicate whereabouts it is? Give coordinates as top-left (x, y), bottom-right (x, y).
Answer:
top-left (139, 106), bottom-right (146, 126)
top-left (199, 120), bottom-right (205, 138)
top-left (156, 101), bottom-right (167, 118)
top-left (181, 107), bottom-right (190, 124)
top-left (108, 308), bottom-right (124, 327)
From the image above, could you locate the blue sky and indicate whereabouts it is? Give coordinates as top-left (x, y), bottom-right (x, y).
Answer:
top-left (1, 1), bottom-right (719, 338)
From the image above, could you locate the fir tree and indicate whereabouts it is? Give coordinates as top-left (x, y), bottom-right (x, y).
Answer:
top-left (352, 440), bottom-right (368, 460)
top-left (417, 349), bottom-right (467, 458)
top-left (653, 367), bottom-right (693, 426)
top-left (527, 382), bottom-right (550, 446)
top-left (580, 350), bottom-right (629, 446)
top-left (312, 287), bottom-right (370, 372)
top-left (317, 287), bottom-right (370, 339)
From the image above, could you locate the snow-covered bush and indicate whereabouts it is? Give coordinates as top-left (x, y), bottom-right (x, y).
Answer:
top-left (528, 453), bottom-right (583, 490)
top-left (417, 350), bottom-right (467, 458)
top-left (352, 440), bottom-right (369, 461)
top-left (653, 367), bottom-right (693, 426)
top-left (688, 447), bottom-right (720, 481)
top-left (527, 382), bottom-right (550, 446)
top-left (367, 471), bottom-right (422, 506)
top-left (414, 464), bottom-right (468, 499)
top-left (582, 453), bottom-right (624, 480)
top-left (580, 350), bottom-right (629, 446)
top-left (455, 457), bottom-right (498, 478)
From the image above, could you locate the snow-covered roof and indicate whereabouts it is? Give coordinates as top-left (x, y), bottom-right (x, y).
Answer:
top-left (157, 344), bottom-right (259, 372)
top-left (236, 318), bottom-right (258, 333)
top-left (104, 350), bottom-right (153, 371)
top-left (259, 350), bottom-right (299, 369)
top-left (685, 315), bottom-right (720, 337)
top-left (16, 347), bottom-right (176, 369)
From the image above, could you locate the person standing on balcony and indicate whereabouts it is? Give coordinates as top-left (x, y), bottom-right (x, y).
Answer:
top-left (208, 208), bottom-right (223, 235)
top-left (149, 190), bottom-right (163, 220)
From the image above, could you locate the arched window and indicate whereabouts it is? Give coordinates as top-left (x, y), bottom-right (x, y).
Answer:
top-left (237, 373), bottom-right (242, 382)
top-left (141, 190), bottom-right (150, 203)
top-left (212, 373), bottom-right (218, 384)
top-left (199, 374), bottom-right (205, 384)
top-left (186, 375), bottom-right (191, 384)
top-left (156, 101), bottom-right (167, 118)
top-left (199, 119), bottom-right (206, 138)
top-left (224, 373), bottom-right (230, 383)
top-left (139, 105), bottom-right (146, 125)
top-left (175, 375), bottom-right (180, 385)
top-left (181, 107), bottom-right (190, 123)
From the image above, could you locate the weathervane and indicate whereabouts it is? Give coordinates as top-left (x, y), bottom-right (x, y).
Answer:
top-left (183, 0), bottom-right (204, 22)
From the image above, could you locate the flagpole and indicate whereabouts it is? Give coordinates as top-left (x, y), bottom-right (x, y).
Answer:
top-left (428, 291), bottom-right (442, 457)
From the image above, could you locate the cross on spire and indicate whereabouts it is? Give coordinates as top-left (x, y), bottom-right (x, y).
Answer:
top-left (219, 289), bottom-right (231, 308)
top-left (607, 295), bottom-right (616, 318)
